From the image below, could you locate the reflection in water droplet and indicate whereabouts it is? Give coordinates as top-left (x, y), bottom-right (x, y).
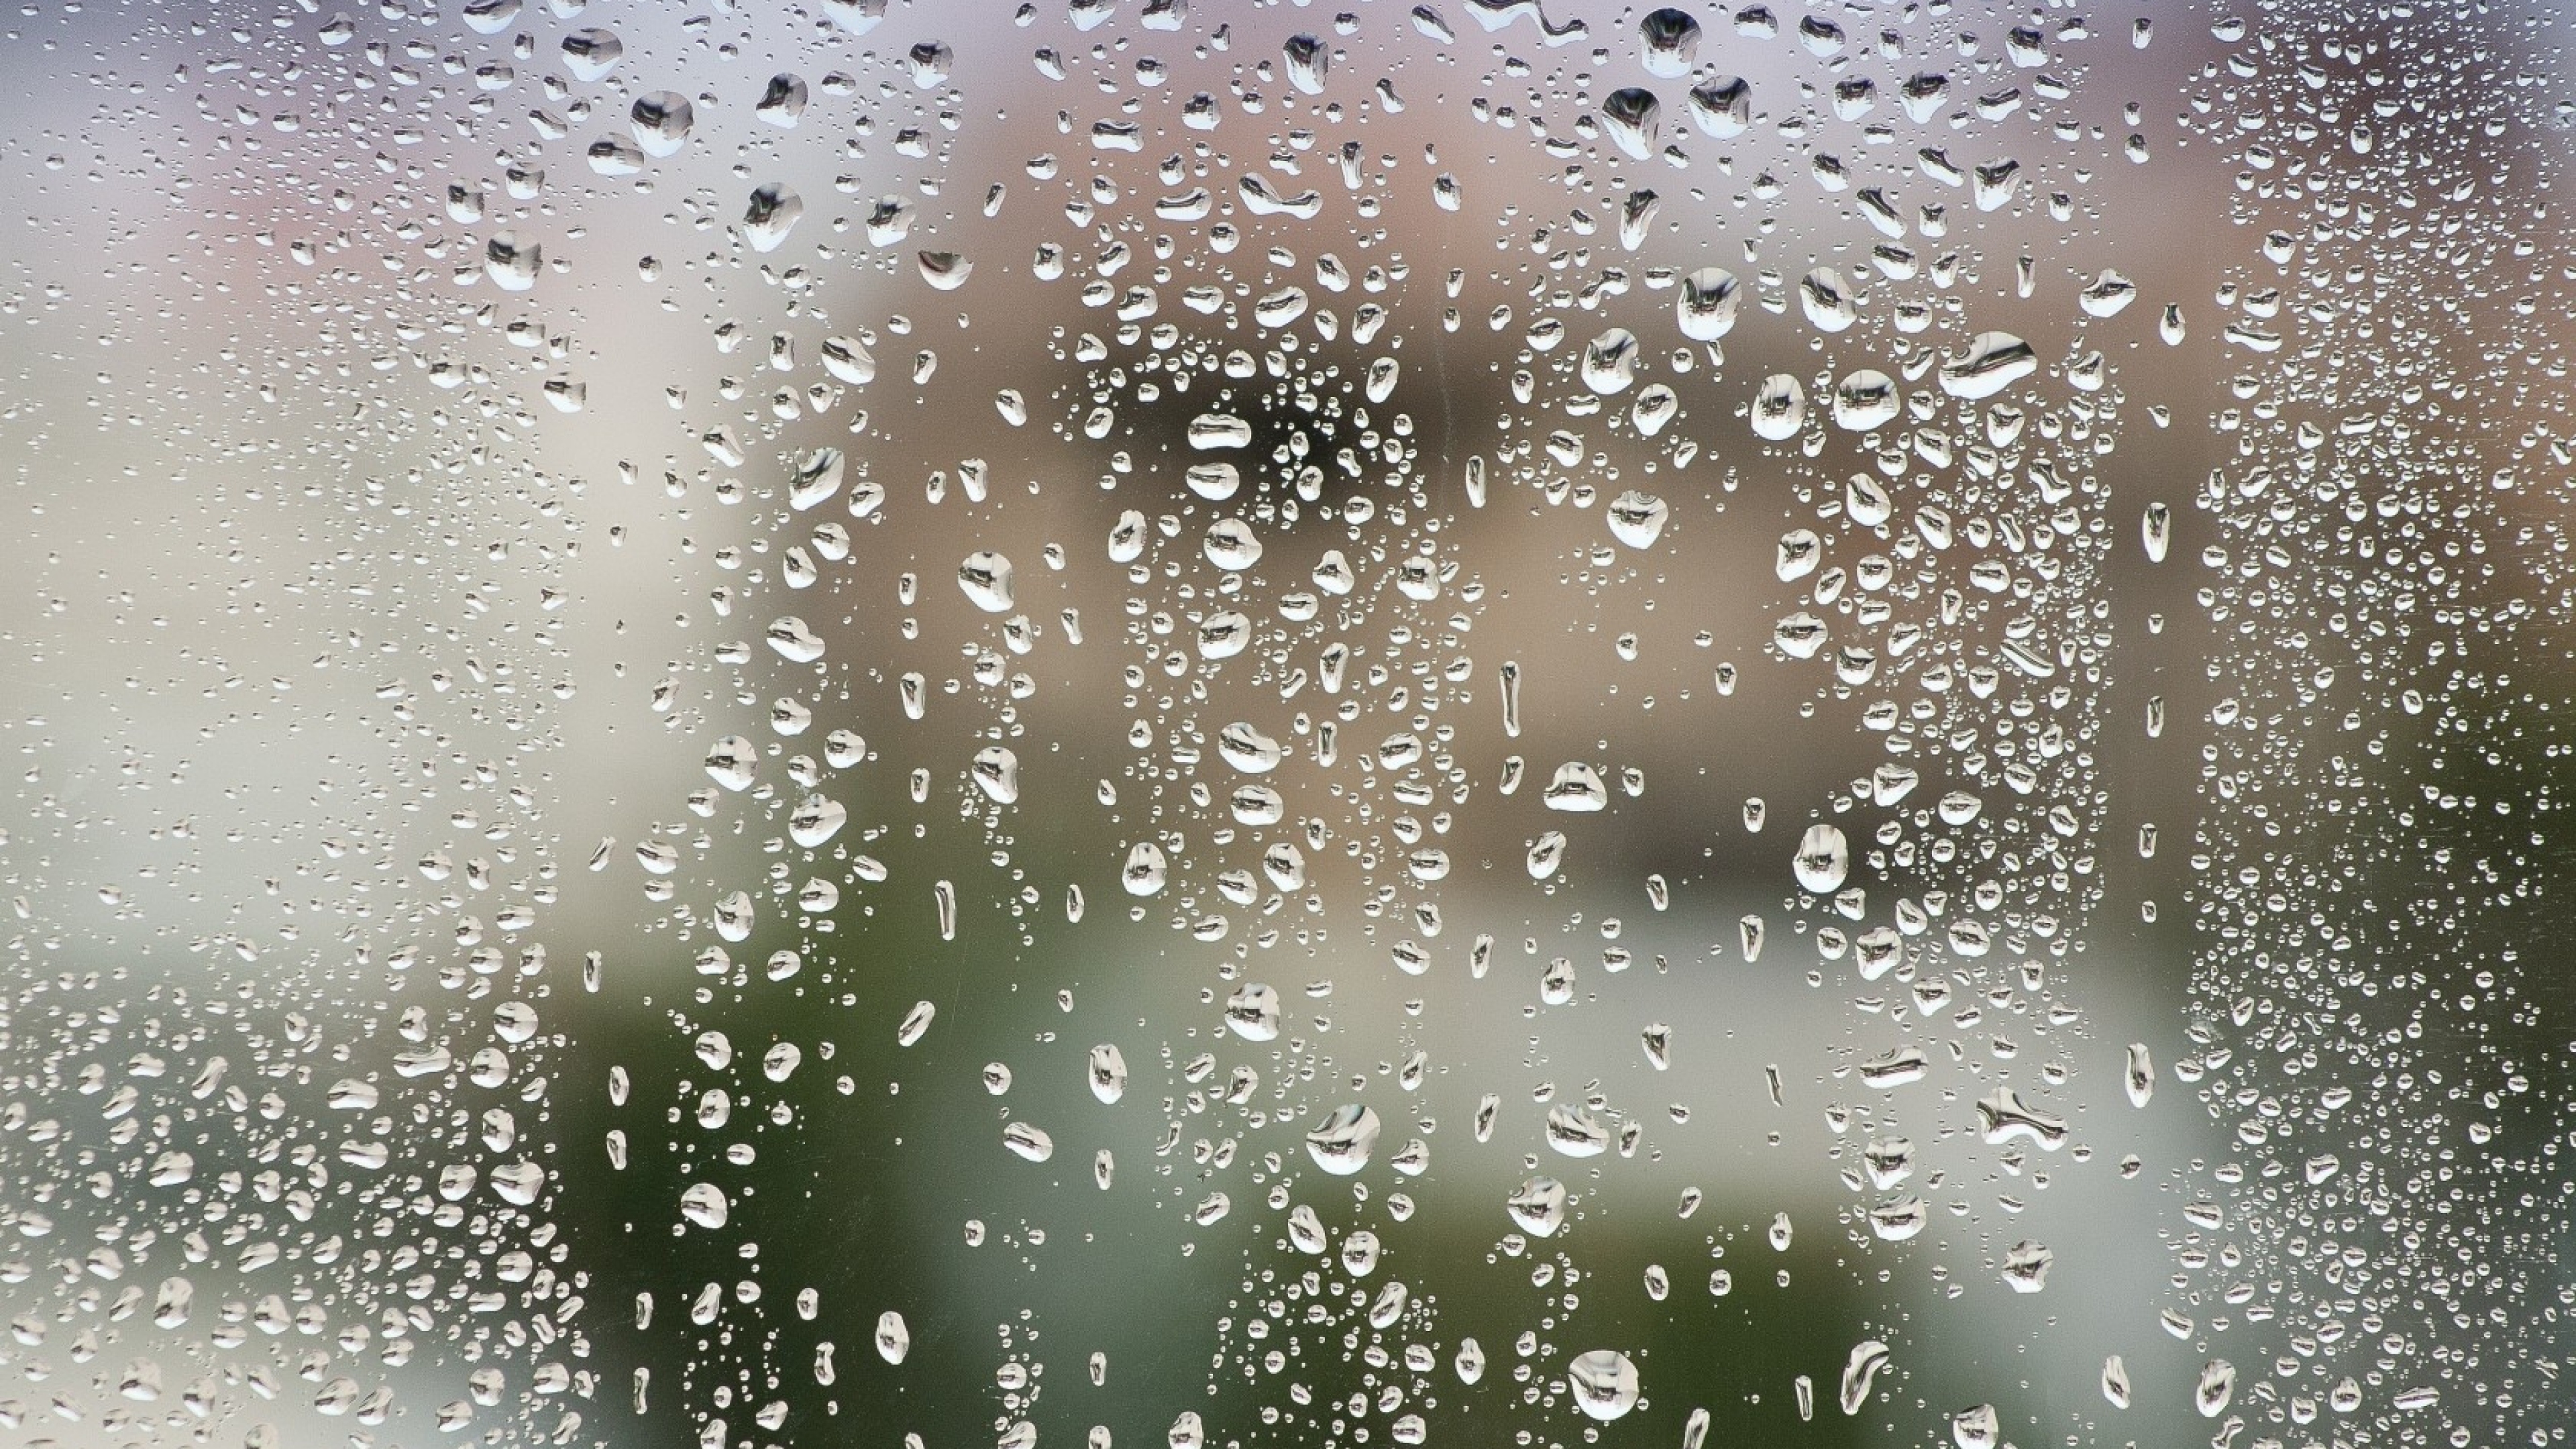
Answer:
top-left (1975, 1087), bottom-right (2070, 1150)
top-left (1598, 89), bottom-right (1660, 162)
top-left (559, 27), bottom-right (623, 83)
top-left (484, 231), bottom-right (541, 291)
top-left (2196, 1358), bottom-right (2237, 1417)
top-left (1794, 823), bottom-right (1849, 894)
top-left (1687, 76), bottom-right (1751, 138)
top-left (1832, 370), bottom-right (1899, 430)
top-left (1087, 1044), bottom-right (1127, 1105)
top-left (1566, 1350), bottom-right (1640, 1421)
top-left (1839, 1340), bottom-right (1890, 1415)
top-left (1224, 983), bottom-right (1282, 1042)
top-left (1002, 1121), bottom-right (1055, 1163)
top-left (1939, 331), bottom-right (2037, 398)
top-left (1751, 373), bottom-right (1806, 441)
top-left (958, 552), bottom-right (1016, 612)
top-left (1800, 268), bottom-right (1858, 332)
top-left (1506, 1175), bottom-right (1567, 1236)
top-left (1544, 1104), bottom-right (1609, 1157)
top-left (971, 747), bottom-right (1020, 805)
top-left (1678, 266), bottom-right (1739, 340)
top-left (1304, 1104), bottom-right (1381, 1175)
top-left (1605, 491), bottom-right (1669, 549)
top-left (678, 1182), bottom-right (728, 1230)
top-left (630, 92), bottom-right (694, 156)
top-left (2001, 1240), bottom-right (2054, 1293)
top-left (1638, 7), bottom-right (1701, 76)
top-left (743, 183), bottom-right (803, 253)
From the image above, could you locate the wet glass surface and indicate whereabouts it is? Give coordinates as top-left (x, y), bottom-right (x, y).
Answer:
top-left (0, 3), bottom-right (2571, 1448)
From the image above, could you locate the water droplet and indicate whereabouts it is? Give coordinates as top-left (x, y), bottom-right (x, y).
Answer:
top-left (1751, 373), bottom-right (1806, 441)
top-left (1936, 331), bottom-right (2037, 399)
top-left (756, 72), bottom-right (809, 127)
top-left (1304, 1104), bottom-right (1381, 1174)
top-left (2001, 1240), bottom-right (2054, 1292)
top-left (1218, 722), bottom-right (1285, 773)
top-left (790, 447), bottom-right (845, 511)
top-left (766, 616), bottom-right (826, 663)
top-left (1282, 34), bottom-right (1330, 95)
top-left (1223, 983), bottom-right (1282, 1041)
top-left (1638, 8), bottom-right (1702, 76)
top-left (1003, 1121), bottom-right (1056, 1163)
top-left (1799, 268), bottom-right (1858, 332)
top-left (1580, 326), bottom-right (1643, 393)
top-left (484, 231), bottom-right (541, 291)
top-left (2125, 1043), bottom-right (2155, 1106)
top-left (679, 1182), bottom-right (729, 1230)
top-left (1087, 1044), bottom-right (1128, 1104)
top-left (1793, 823), bottom-right (1849, 893)
top-left (1606, 491), bottom-right (1670, 548)
top-left (2195, 1358), bottom-right (2237, 1417)
top-left (1866, 1196), bottom-right (1925, 1242)
top-left (704, 736), bottom-right (759, 792)
top-left (1203, 519), bottom-right (1263, 570)
top-left (1974, 1087), bottom-right (2070, 1150)
top-left (630, 92), bottom-right (695, 156)
top-left (918, 251), bottom-right (974, 290)
top-left (1839, 1341), bottom-right (1889, 1414)
top-left (1831, 370), bottom-right (1899, 430)
top-left (743, 183), bottom-right (804, 253)
top-left (2080, 268), bottom-right (2137, 318)
top-left (1686, 76), bottom-right (1750, 138)
top-left (1599, 89), bottom-right (1660, 161)
top-left (1640, 1023), bottom-right (1672, 1071)
top-left (559, 28), bottom-right (623, 83)
top-left (875, 1311), bottom-right (910, 1364)
top-left (1567, 1350), bottom-right (1640, 1422)
top-left (1544, 1104), bottom-right (1609, 1157)
top-left (958, 553), bottom-right (1017, 612)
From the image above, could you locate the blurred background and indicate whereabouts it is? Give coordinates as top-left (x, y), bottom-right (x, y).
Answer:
top-left (0, 1), bottom-right (2571, 1448)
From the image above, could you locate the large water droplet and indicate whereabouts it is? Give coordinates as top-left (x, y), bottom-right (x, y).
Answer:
top-left (630, 92), bottom-right (695, 156)
top-left (1599, 89), bottom-right (1660, 161)
top-left (743, 183), bottom-right (804, 253)
top-left (1686, 76), bottom-right (1750, 137)
top-left (1304, 1104), bottom-right (1382, 1175)
top-left (1567, 1350), bottom-right (1640, 1421)
top-left (971, 746), bottom-right (1020, 804)
top-left (1751, 373), bottom-right (1806, 440)
top-left (1638, 8), bottom-right (1702, 76)
top-left (1677, 266), bottom-right (1739, 340)
top-left (1937, 331), bottom-right (2038, 399)
top-left (1506, 1175), bottom-right (1568, 1236)
top-left (1839, 1341), bottom-right (1890, 1414)
top-left (958, 553), bottom-right (1017, 612)
top-left (1223, 983), bottom-right (1282, 1041)
top-left (1793, 823), bottom-right (1849, 893)
top-left (1087, 1044), bottom-right (1128, 1105)
top-left (2195, 1358), bottom-right (2237, 1417)
top-left (1002, 1121), bottom-right (1055, 1163)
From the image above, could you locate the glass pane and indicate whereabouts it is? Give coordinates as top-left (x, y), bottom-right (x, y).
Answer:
top-left (1, 3), bottom-right (2565, 1448)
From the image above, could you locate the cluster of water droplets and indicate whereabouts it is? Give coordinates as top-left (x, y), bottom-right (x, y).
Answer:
top-left (3, 1), bottom-right (2572, 1449)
